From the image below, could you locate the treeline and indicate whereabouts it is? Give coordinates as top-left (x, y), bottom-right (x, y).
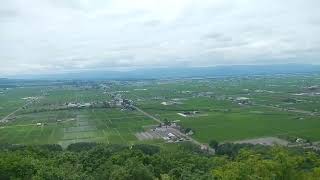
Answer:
top-left (0, 142), bottom-right (320, 179)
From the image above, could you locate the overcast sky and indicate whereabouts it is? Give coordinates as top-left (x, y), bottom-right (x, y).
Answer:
top-left (0, 0), bottom-right (320, 75)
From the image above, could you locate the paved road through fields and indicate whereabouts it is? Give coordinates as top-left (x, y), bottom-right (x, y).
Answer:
top-left (0, 104), bottom-right (28, 123)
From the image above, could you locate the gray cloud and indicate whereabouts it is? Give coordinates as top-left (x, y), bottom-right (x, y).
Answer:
top-left (0, 0), bottom-right (320, 75)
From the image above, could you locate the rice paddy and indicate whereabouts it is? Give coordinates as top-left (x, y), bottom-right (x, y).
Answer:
top-left (1, 74), bottom-right (320, 146)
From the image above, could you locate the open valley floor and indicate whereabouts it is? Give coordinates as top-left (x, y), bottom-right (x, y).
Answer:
top-left (1, 74), bottom-right (320, 149)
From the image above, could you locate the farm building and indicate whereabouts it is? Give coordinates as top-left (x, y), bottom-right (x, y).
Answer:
top-left (307, 85), bottom-right (319, 91)
top-left (67, 102), bottom-right (92, 108)
top-left (67, 103), bottom-right (77, 108)
top-left (177, 111), bottom-right (201, 117)
top-left (161, 101), bottom-right (183, 106)
top-left (235, 97), bottom-right (250, 105)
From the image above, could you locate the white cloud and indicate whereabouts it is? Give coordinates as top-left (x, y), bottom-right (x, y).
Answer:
top-left (0, 0), bottom-right (320, 75)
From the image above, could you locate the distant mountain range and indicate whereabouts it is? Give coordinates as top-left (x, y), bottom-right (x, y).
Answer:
top-left (4, 64), bottom-right (320, 80)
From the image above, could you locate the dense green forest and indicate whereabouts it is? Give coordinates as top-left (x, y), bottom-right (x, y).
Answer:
top-left (0, 142), bottom-right (320, 180)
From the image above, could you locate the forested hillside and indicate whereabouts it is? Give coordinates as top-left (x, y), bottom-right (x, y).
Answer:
top-left (0, 142), bottom-right (320, 180)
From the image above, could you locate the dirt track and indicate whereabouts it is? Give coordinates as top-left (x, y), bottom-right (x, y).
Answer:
top-left (0, 104), bottom-right (28, 123)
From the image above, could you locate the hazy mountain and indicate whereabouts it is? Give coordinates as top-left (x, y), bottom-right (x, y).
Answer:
top-left (5, 64), bottom-right (320, 80)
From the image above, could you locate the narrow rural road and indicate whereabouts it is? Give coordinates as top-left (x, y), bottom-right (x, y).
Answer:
top-left (132, 105), bottom-right (215, 152)
top-left (0, 92), bottom-right (45, 124)
top-left (133, 105), bottom-right (162, 124)
top-left (0, 101), bottom-right (32, 123)
top-left (0, 106), bottom-right (24, 123)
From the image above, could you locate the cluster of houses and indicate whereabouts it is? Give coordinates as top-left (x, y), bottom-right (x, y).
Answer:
top-left (194, 91), bottom-right (215, 98)
top-left (288, 85), bottom-right (320, 98)
top-left (136, 121), bottom-right (191, 143)
top-left (161, 100), bottom-right (183, 106)
top-left (0, 88), bottom-right (10, 94)
top-left (63, 90), bottom-right (135, 111)
top-left (227, 97), bottom-right (251, 105)
top-left (181, 90), bottom-right (192, 94)
top-left (107, 94), bottom-right (135, 110)
top-left (152, 96), bottom-right (165, 100)
top-left (151, 126), bottom-right (186, 143)
top-left (306, 85), bottom-right (319, 91)
top-left (109, 95), bottom-right (124, 107)
top-left (67, 102), bottom-right (92, 108)
top-left (235, 97), bottom-right (251, 105)
top-left (21, 96), bottom-right (40, 101)
top-left (177, 111), bottom-right (201, 117)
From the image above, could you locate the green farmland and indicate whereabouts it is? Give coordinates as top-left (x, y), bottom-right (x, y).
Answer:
top-left (0, 109), bottom-right (154, 146)
top-left (1, 75), bottom-right (320, 146)
top-left (0, 85), bottom-right (158, 147)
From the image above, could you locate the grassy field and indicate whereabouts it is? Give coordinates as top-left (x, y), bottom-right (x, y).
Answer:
top-left (0, 87), bottom-right (40, 119)
top-left (137, 99), bottom-right (320, 142)
top-left (0, 85), bottom-right (158, 147)
top-left (0, 108), bottom-right (157, 147)
top-left (1, 75), bottom-right (320, 146)
top-left (122, 75), bottom-right (320, 142)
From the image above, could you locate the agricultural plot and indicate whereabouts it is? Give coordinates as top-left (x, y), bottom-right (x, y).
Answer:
top-left (122, 76), bottom-right (320, 143)
top-left (0, 87), bottom-right (41, 120)
top-left (1, 75), bottom-right (320, 146)
top-left (86, 109), bottom-right (156, 145)
top-left (0, 83), bottom-right (157, 146)
top-left (0, 108), bottom-right (157, 146)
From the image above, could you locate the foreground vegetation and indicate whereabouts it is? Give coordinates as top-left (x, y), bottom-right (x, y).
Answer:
top-left (1, 142), bottom-right (320, 180)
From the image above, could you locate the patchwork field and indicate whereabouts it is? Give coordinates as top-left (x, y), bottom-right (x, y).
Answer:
top-left (0, 85), bottom-right (158, 146)
top-left (121, 75), bottom-right (320, 143)
top-left (1, 75), bottom-right (320, 146)
top-left (0, 108), bottom-right (156, 147)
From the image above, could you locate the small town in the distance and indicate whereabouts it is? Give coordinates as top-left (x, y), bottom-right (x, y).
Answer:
top-left (0, 65), bottom-right (320, 179)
